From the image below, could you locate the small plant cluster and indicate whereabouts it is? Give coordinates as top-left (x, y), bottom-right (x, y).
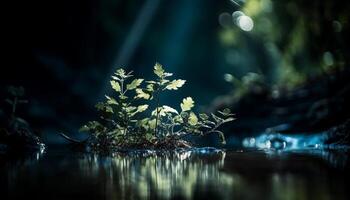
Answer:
top-left (0, 86), bottom-right (44, 150)
top-left (5, 86), bottom-right (28, 119)
top-left (1, 86), bottom-right (29, 133)
top-left (80, 63), bottom-right (235, 151)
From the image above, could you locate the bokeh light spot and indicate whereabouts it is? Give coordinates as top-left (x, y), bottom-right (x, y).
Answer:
top-left (323, 51), bottom-right (334, 66)
top-left (238, 15), bottom-right (254, 31)
top-left (219, 12), bottom-right (233, 28)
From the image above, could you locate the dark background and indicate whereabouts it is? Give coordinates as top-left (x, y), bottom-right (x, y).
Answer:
top-left (1, 0), bottom-right (349, 143)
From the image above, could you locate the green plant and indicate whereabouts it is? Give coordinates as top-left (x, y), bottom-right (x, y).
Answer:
top-left (80, 63), bottom-right (235, 150)
top-left (224, 72), bottom-right (268, 98)
top-left (5, 86), bottom-right (28, 118)
top-left (1, 86), bottom-right (44, 150)
top-left (3, 86), bottom-right (31, 131)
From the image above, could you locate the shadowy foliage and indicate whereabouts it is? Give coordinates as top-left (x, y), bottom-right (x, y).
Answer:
top-left (0, 86), bottom-right (44, 151)
top-left (80, 63), bottom-right (235, 151)
top-left (224, 72), bottom-right (268, 99)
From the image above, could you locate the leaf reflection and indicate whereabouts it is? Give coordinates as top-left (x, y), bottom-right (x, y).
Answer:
top-left (78, 150), bottom-right (234, 200)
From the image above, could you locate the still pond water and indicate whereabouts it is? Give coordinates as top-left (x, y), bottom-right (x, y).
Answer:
top-left (1, 144), bottom-right (349, 200)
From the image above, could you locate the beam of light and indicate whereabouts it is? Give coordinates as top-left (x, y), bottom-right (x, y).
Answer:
top-left (229, 0), bottom-right (243, 8)
top-left (101, 0), bottom-right (160, 98)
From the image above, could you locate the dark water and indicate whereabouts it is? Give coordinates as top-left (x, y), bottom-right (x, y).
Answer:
top-left (1, 146), bottom-right (349, 200)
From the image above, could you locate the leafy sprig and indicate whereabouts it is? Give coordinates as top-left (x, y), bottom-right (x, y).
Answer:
top-left (81, 63), bottom-right (235, 150)
top-left (5, 86), bottom-right (28, 117)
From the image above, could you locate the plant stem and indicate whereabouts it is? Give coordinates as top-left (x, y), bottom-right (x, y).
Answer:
top-left (124, 118), bottom-right (128, 135)
top-left (120, 79), bottom-right (124, 94)
top-left (120, 79), bottom-right (128, 135)
top-left (154, 90), bottom-right (160, 137)
top-left (12, 97), bottom-right (17, 118)
top-left (206, 121), bottom-right (222, 135)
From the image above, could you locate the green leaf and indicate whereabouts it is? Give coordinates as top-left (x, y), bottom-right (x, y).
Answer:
top-left (95, 102), bottom-right (105, 110)
top-left (188, 112), bottom-right (198, 126)
top-left (127, 79), bottom-right (144, 90)
top-left (211, 113), bottom-right (222, 123)
top-left (146, 84), bottom-right (155, 92)
top-left (119, 94), bottom-right (128, 100)
top-left (200, 124), bottom-right (212, 129)
top-left (79, 125), bottom-right (90, 132)
top-left (199, 113), bottom-right (209, 120)
top-left (125, 106), bottom-right (137, 113)
top-left (218, 108), bottom-right (235, 117)
top-left (109, 129), bottom-right (124, 137)
top-left (79, 121), bottom-right (103, 132)
top-left (164, 72), bottom-right (173, 77)
top-left (5, 99), bottom-right (13, 105)
top-left (204, 120), bottom-right (216, 126)
top-left (151, 105), bottom-right (178, 117)
top-left (95, 102), bottom-right (113, 113)
top-left (223, 117), bottom-right (236, 123)
top-left (105, 106), bottom-right (113, 113)
top-left (217, 131), bottom-right (226, 145)
top-left (111, 75), bottom-right (120, 81)
top-left (114, 69), bottom-right (133, 79)
top-left (154, 62), bottom-right (164, 77)
top-left (162, 105), bottom-right (179, 114)
top-left (115, 69), bottom-right (126, 77)
top-left (173, 115), bottom-right (183, 123)
top-left (105, 95), bottom-right (117, 105)
top-left (110, 80), bottom-right (121, 92)
top-left (180, 97), bottom-right (194, 112)
top-left (145, 132), bottom-right (155, 141)
top-left (135, 89), bottom-right (151, 99)
top-left (136, 105), bottom-right (149, 113)
top-left (137, 118), bottom-right (149, 128)
top-left (7, 86), bottom-right (25, 97)
top-left (165, 79), bottom-right (186, 90)
top-left (148, 119), bottom-right (157, 129)
top-left (223, 108), bottom-right (231, 114)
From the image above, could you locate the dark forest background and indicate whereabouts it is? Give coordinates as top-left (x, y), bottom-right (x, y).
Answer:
top-left (1, 0), bottom-right (349, 144)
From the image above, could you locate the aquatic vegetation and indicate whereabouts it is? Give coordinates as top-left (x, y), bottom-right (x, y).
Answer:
top-left (0, 86), bottom-right (44, 151)
top-left (80, 63), bottom-right (235, 151)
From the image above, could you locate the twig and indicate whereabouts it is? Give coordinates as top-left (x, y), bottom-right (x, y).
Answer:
top-left (59, 132), bottom-right (86, 144)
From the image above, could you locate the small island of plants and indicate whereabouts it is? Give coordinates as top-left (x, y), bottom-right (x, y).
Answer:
top-left (78, 63), bottom-right (235, 151)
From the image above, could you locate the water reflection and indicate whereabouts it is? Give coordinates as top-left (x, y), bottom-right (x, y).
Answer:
top-left (77, 149), bottom-right (234, 200)
top-left (1, 148), bottom-right (349, 200)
